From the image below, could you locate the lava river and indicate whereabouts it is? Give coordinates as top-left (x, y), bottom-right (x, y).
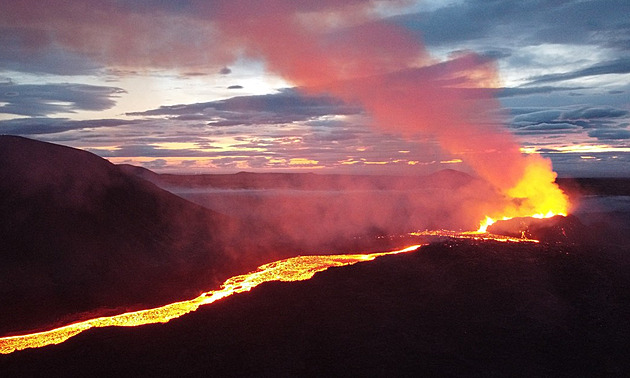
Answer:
top-left (0, 244), bottom-right (424, 354)
top-left (0, 229), bottom-right (545, 355)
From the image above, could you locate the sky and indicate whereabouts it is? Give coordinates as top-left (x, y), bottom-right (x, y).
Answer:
top-left (1, 0), bottom-right (629, 177)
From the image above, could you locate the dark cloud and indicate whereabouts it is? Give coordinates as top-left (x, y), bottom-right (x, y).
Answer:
top-left (513, 122), bottom-right (581, 134)
top-left (227, 85), bottom-right (243, 89)
top-left (0, 27), bottom-right (102, 75)
top-left (112, 0), bottom-right (194, 14)
top-left (498, 86), bottom-right (585, 98)
top-left (510, 105), bottom-right (629, 136)
top-left (129, 89), bottom-right (363, 126)
top-left (220, 67), bottom-right (232, 75)
top-left (587, 129), bottom-right (630, 140)
top-left (563, 107), bottom-right (628, 120)
top-left (526, 58), bottom-right (630, 85)
top-left (512, 106), bottom-right (628, 125)
top-left (0, 83), bottom-right (125, 117)
top-left (393, 0), bottom-right (630, 48)
top-left (0, 117), bottom-right (139, 135)
top-left (90, 143), bottom-right (219, 158)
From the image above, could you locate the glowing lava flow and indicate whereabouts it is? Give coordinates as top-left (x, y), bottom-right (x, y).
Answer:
top-left (411, 230), bottom-right (540, 243)
top-left (0, 245), bottom-right (421, 355)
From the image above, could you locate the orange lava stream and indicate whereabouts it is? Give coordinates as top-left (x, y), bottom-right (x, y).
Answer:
top-left (410, 230), bottom-right (539, 243)
top-left (0, 244), bottom-right (422, 355)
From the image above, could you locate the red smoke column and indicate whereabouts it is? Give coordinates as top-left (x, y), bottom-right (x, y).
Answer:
top-left (209, 0), bottom-right (568, 218)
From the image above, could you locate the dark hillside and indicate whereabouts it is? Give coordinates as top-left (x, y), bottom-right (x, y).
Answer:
top-left (0, 136), bottom-right (240, 334)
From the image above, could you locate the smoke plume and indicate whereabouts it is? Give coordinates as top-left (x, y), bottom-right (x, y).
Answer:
top-left (1, 0), bottom-right (569, 225)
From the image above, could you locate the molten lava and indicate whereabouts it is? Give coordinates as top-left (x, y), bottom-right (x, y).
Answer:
top-left (0, 226), bottom-right (549, 356)
top-left (0, 245), bottom-right (421, 355)
top-left (476, 157), bottom-right (569, 233)
top-left (412, 230), bottom-right (539, 244)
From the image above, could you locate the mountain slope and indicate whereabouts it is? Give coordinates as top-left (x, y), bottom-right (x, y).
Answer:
top-left (0, 136), bottom-right (240, 334)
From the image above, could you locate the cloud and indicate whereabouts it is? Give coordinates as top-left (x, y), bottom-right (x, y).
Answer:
top-left (512, 105), bottom-right (628, 126)
top-left (515, 122), bottom-right (581, 132)
top-left (0, 117), bottom-right (139, 135)
top-left (0, 0), bottom-right (387, 75)
top-left (0, 83), bottom-right (126, 117)
top-left (0, 27), bottom-right (102, 75)
top-left (587, 129), bottom-right (630, 140)
top-left (509, 105), bottom-right (629, 140)
top-left (526, 58), bottom-right (630, 85)
top-left (129, 88), bottom-right (363, 126)
top-left (498, 86), bottom-right (585, 98)
top-left (392, 0), bottom-right (630, 48)
top-left (563, 106), bottom-right (628, 120)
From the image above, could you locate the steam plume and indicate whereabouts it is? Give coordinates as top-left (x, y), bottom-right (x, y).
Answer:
top-left (210, 0), bottom-right (569, 220)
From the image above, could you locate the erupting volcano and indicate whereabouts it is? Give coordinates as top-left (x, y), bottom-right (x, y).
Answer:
top-left (3, 0), bottom-right (630, 376)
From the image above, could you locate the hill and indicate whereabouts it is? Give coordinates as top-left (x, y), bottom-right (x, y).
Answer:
top-left (0, 136), bottom-right (244, 334)
top-left (118, 165), bottom-right (476, 191)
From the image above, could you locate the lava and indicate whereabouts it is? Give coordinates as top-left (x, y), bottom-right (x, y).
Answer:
top-left (476, 156), bottom-right (570, 233)
top-left (411, 230), bottom-right (540, 243)
top-left (0, 244), bottom-right (422, 355)
top-left (0, 229), bottom-right (543, 355)
top-left (0, 224), bottom-right (551, 356)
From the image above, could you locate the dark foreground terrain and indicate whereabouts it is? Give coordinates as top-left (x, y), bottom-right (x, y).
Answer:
top-left (2, 239), bottom-right (629, 377)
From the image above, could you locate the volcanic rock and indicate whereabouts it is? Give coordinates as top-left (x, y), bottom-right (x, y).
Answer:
top-left (1, 239), bottom-right (628, 376)
top-left (488, 215), bottom-right (589, 243)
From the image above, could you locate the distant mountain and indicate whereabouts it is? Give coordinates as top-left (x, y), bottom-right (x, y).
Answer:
top-left (118, 164), bottom-right (478, 191)
top-left (0, 136), bottom-right (245, 334)
top-left (120, 164), bottom-right (498, 247)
